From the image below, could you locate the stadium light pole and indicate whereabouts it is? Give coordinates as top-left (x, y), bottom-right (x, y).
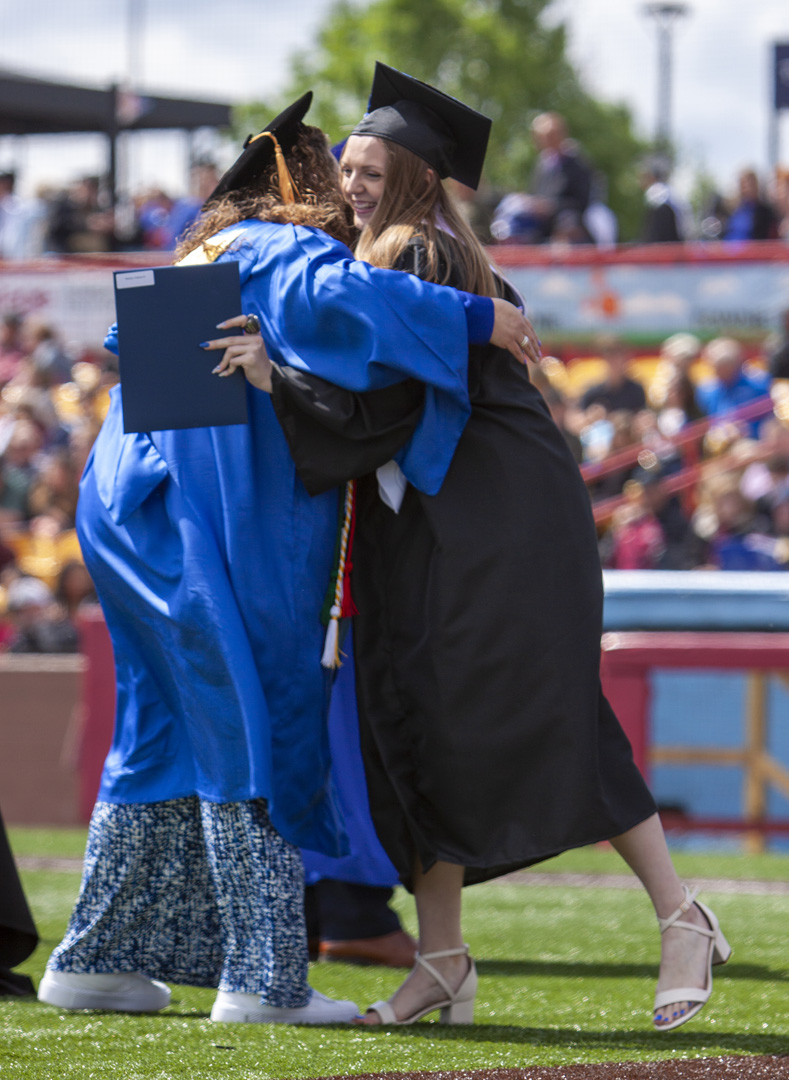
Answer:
top-left (642, 3), bottom-right (690, 155)
top-left (126, 0), bottom-right (145, 89)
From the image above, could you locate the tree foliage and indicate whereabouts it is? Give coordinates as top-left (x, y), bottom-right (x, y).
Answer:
top-left (235, 0), bottom-right (651, 240)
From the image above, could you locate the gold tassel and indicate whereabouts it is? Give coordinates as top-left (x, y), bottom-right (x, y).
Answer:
top-left (321, 480), bottom-right (355, 669)
top-left (247, 130), bottom-right (301, 204)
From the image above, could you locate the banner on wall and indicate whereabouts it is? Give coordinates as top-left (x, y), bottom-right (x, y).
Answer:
top-left (0, 254), bottom-right (156, 355)
top-left (494, 242), bottom-right (789, 348)
top-left (1, 243), bottom-right (789, 354)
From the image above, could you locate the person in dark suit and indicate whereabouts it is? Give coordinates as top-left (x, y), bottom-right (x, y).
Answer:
top-left (724, 169), bottom-right (778, 241)
top-left (639, 157), bottom-right (685, 243)
top-left (491, 112), bottom-right (593, 243)
top-left (769, 309), bottom-right (789, 381)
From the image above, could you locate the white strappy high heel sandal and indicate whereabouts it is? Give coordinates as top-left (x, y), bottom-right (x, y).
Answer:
top-left (653, 884), bottom-right (732, 1032)
top-left (363, 945), bottom-right (477, 1025)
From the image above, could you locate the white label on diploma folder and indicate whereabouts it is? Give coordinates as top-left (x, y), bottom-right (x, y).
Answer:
top-left (116, 270), bottom-right (156, 289)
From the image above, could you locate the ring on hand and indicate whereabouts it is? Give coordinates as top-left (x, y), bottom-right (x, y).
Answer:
top-left (244, 314), bottom-right (261, 335)
top-left (520, 335), bottom-right (530, 350)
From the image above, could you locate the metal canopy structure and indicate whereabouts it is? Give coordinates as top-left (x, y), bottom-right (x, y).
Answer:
top-left (0, 69), bottom-right (232, 136)
top-left (0, 69), bottom-right (233, 201)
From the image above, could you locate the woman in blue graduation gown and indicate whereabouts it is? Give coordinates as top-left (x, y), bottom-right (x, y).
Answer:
top-left (38, 93), bottom-right (534, 1024)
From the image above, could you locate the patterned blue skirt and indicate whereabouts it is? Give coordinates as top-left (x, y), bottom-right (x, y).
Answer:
top-left (48, 797), bottom-right (309, 1006)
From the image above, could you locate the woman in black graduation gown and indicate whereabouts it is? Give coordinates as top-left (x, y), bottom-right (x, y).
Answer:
top-left (233, 66), bottom-right (731, 1035)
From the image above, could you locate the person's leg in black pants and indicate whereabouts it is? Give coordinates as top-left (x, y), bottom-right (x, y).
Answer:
top-left (304, 880), bottom-right (416, 968)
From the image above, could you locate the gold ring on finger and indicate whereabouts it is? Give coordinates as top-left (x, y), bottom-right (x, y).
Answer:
top-left (244, 314), bottom-right (261, 335)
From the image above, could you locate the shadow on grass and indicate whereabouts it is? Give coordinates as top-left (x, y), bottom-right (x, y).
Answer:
top-left (152, 1006), bottom-right (786, 1056)
top-left (476, 959), bottom-right (788, 983)
top-left (342, 1023), bottom-right (786, 1056)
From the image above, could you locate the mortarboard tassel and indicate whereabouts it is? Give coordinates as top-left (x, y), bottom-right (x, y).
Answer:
top-left (247, 131), bottom-right (301, 204)
top-left (321, 479), bottom-right (357, 669)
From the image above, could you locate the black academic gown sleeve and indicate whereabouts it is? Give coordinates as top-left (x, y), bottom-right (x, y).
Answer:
top-left (269, 364), bottom-right (425, 495)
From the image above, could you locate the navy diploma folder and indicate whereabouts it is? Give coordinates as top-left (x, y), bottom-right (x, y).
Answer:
top-left (114, 261), bottom-right (248, 433)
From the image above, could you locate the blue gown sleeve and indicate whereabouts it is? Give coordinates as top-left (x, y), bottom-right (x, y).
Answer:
top-left (462, 294), bottom-right (494, 344)
top-left (226, 222), bottom-right (473, 496)
top-left (105, 221), bottom-right (481, 496)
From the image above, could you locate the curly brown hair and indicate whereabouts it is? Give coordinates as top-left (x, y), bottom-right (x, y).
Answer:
top-left (174, 125), bottom-right (355, 260)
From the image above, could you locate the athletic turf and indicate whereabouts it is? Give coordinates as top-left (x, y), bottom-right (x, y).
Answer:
top-left (3, 829), bottom-right (788, 1079)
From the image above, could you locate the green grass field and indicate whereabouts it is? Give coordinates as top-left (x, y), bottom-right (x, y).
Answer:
top-left (3, 828), bottom-right (788, 1079)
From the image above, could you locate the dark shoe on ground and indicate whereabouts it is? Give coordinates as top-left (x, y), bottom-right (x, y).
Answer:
top-left (319, 929), bottom-right (418, 968)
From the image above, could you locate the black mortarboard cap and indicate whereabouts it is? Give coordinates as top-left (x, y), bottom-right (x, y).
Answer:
top-left (205, 91), bottom-right (313, 205)
top-left (351, 63), bottom-right (491, 190)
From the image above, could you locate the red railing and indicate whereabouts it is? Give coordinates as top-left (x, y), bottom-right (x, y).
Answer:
top-left (581, 395), bottom-right (778, 524)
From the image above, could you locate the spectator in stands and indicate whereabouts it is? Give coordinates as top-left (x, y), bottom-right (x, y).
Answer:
top-left (28, 448), bottom-right (80, 534)
top-left (604, 482), bottom-right (666, 570)
top-left (583, 173), bottom-right (618, 249)
top-left (0, 420), bottom-right (44, 524)
top-left (702, 475), bottom-right (779, 571)
top-left (160, 160), bottom-right (220, 249)
top-left (739, 419), bottom-right (789, 515)
top-left (0, 172), bottom-right (47, 260)
top-left (4, 573), bottom-right (79, 653)
top-left (649, 332), bottom-right (702, 413)
top-left (655, 368), bottom-right (705, 439)
top-left (0, 314), bottom-right (25, 387)
top-left (634, 464), bottom-right (704, 570)
top-left (65, 421), bottom-right (99, 480)
top-left (54, 560), bottom-right (97, 620)
top-left (134, 188), bottom-right (175, 251)
top-left (579, 336), bottom-right (647, 415)
top-left (9, 390), bottom-right (68, 452)
top-left (769, 493), bottom-right (789, 566)
top-left (587, 410), bottom-right (640, 498)
top-left (639, 157), bottom-right (686, 243)
top-left (0, 529), bottom-right (15, 576)
top-left (18, 318), bottom-right (73, 387)
top-left (768, 309), bottom-right (789, 381)
top-left (723, 169), bottom-right (778, 242)
top-left (696, 337), bottom-right (770, 436)
top-left (46, 176), bottom-right (116, 254)
top-left (773, 168), bottom-right (789, 240)
top-left (699, 191), bottom-right (730, 241)
top-left (490, 113), bottom-right (593, 244)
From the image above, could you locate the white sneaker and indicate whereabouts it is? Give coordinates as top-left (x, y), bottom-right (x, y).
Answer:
top-left (38, 970), bottom-right (171, 1013)
top-left (210, 988), bottom-right (359, 1024)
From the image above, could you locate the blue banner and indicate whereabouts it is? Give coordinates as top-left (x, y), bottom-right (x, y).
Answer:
top-left (775, 43), bottom-right (789, 110)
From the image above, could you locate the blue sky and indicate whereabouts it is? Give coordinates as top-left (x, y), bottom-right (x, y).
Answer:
top-left (0, 0), bottom-right (787, 200)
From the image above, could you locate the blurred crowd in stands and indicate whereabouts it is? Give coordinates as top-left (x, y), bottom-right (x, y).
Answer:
top-left (0, 311), bottom-right (106, 653)
top-left (530, 312), bottom-right (789, 573)
top-left (0, 161), bottom-right (219, 259)
top-left (2, 112), bottom-right (789, 258)
top-left (2, 295), bottom-right (789, 654)
top-left (476, 112), bottom-right (789, 247)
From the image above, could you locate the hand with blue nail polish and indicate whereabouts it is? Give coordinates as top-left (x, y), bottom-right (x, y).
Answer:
top-left (199, 314), bottom-right (272, 392)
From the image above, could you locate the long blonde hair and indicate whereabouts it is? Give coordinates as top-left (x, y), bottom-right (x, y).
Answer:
top-left (175, 125), bottom-right (355, 260)
top-left (349, 138), bottom-right (498, 298)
